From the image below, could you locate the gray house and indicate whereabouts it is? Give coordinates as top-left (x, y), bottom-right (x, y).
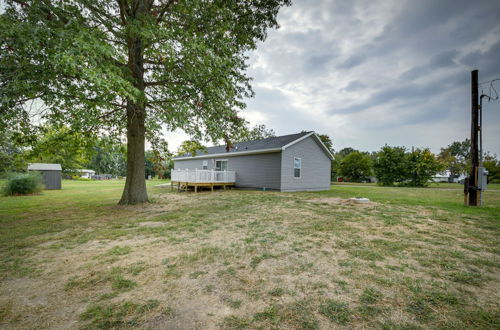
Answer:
top-left (173, 131), bottom-right (333, 192)
top-left (28, 163), bottom-right (62, 190)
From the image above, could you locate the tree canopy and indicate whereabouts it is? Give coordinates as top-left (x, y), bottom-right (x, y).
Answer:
top-left (1, 0), bottom-right (290, 203)
top-left (338, 151), bottom-right (372, 182)
top-left (405, 148), bottom-right (443, 187)
top-left (373, 145), bottom-right (408, 186)
top-left (438, 139), bottom-right (471, 182)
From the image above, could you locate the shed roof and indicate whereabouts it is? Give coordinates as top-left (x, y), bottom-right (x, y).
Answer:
top-left (28, 163), bottom-right (62, 171)
top-left (174, 131), bottom-right (334, 160)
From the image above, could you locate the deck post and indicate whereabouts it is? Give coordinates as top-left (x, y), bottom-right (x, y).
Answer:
top-left (211, 184), bottom-right (214, 192)
top-left (195, 185), bottom-right (198, 193)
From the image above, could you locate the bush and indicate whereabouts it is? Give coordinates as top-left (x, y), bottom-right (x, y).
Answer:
top-left (2, 172), bottom-right (43, 196)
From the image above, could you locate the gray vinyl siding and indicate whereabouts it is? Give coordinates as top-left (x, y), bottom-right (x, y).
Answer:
top-left (34, 170), bottom-right (61, 190)
top-left (280, 136), bottom-right (331, 192)
top-left (174, 152), bottom-right (281, 190)
top-left (174, 158), bottom-right (209, 171)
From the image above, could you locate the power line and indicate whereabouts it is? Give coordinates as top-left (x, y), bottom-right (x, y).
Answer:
top-left (479, 78), bottom-right (499, 101)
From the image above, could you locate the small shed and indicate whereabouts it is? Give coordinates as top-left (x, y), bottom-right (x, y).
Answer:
top-left (28, 163), bottom-right (62, 190)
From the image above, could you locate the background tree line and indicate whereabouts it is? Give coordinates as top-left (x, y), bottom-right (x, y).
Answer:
top-left (0, 122), bottom-right (276, 179)
top-left (331, 139), bottom-right (500, 186)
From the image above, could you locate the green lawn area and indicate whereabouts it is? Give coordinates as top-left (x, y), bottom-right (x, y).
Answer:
top-left (0, 180), bottom-right (499, 329)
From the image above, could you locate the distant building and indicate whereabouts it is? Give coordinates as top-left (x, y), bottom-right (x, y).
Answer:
top-left (430, 170), bottom-right (466, 183)
top-left (28, 163), bottom-right (62, 190)
top-left (76, 169), bottom-right (96, 179)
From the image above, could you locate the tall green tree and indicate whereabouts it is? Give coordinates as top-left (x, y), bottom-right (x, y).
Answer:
top-left (176, 140), bottom-right (206, 157)
top-left (483, 153), bottom-right (500, 183)
top-left (87, 138), bottom-right (127, 176)
top-left (145, 149), bottom-right (171, 178)
top-left (232, 123), bottom-right (275, 144)
top-left (27, 125), bottom-right (93, 173)
top-left (317, 134), bottom-right (333, 153)
top-left (1, 0), bottom-right (290, 204)
top-left (338, 151), bottom-right (372, 182)
top-left (405, 148), bottom-right (443, 187)
top-left (373, 145), bottom-right (408, 186)
top-left (438, 139), bottom-right (471, 183)
top-left (331, 147), bottom-right (357, 179)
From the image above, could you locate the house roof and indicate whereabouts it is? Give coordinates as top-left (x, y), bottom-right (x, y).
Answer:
top-left (173, 131), bottom-right (334, 160)
top-left (28, 163), bottom-right (62, 171)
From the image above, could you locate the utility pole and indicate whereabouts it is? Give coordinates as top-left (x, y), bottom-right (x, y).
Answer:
top-left (468, 70), bottom-right (479, 206)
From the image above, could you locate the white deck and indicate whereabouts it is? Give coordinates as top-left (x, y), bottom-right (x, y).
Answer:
top-left (171, 169), bottom-right (236, 183)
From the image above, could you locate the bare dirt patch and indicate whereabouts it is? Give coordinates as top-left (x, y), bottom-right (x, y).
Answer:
top-left (307, 197), bottom-right (379, 207)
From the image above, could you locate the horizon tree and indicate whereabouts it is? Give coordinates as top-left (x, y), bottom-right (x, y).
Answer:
top-left (338, 151), bottom-right (372, 182)
top-left (0, 0), bottom-right (290, 204)
top-left (438, 139), bottom-right (471, 183)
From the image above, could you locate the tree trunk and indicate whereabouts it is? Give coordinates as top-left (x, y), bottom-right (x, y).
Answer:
top-left (119, 2), bottom-right (148, 205)
top-left (119, 102), bottom-right (148, 204)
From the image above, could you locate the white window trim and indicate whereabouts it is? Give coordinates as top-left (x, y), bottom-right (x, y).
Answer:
top-left (293, 157), bottom-right (302, 179)
top-left (215, 159), bottom-right (228, 171)
top-left (202, 160), bottom-right (208, 170)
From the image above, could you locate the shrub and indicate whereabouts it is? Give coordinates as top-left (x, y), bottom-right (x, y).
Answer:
top-left (2, 172), bottom-right (43, 196)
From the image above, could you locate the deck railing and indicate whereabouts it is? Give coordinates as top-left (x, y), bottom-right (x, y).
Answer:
top-left (171, 169), bottom-right (236, 183)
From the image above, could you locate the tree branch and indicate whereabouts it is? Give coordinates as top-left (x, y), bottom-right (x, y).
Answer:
top-left (155, 0), bottom-right (177, 24)
top-left (116, 0), bottom-right (128, 25)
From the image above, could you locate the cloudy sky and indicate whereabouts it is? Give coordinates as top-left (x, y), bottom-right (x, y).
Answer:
top-left (169, 0), bottom-right (500, 155)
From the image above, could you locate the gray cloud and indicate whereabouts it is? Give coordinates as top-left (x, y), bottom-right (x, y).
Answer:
top-left (343, 80), bottom-right (366, 92)
top-left (400, 49), bottom-right (459, 81)
top-left (242, 0), bottom-right (500, 154)
top-left (337, 54), bottom-right (366, 69)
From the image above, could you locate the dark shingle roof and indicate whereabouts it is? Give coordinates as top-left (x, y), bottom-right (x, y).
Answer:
top-left (176, 131), bottom-right (313, 158)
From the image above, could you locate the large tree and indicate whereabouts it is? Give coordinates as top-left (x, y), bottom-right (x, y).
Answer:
top-left (373, 145), bottom-right (408, 186)
top-left (27, 124), bottom-right (93, 173)
top-left (405, 148), bottom-right (443, 187)
top-left (483, 153), bottom-right (500, 184)
top-left (338, 151), bottom-right (372, 182)
top-left (438, 139), bottom-right (471, 183)
top-left (232, 123), bottom-right (275, 144)
top-left (87, 137), bottom-right (128, 176)
top-left (0, 0), bottom-right (290, 204)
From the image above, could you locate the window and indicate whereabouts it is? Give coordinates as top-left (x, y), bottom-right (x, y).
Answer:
top-left (294, 157), bottom-right (301, 178)
top-left (215, 160), bottom-right (228, 171)
top-left (202, 160), bottom-right (208, 170)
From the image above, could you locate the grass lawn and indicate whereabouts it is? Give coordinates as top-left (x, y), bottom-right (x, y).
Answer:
top-left (0, 180), bottom-right (499, 329)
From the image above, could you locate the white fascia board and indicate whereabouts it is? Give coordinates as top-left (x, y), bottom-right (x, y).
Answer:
top-left (281, 132), bottom-right (334, 160)
top-left (280, 132), bottom-right (314, 150)
top-left (172, 147), bottom-right (282, 161)
top-left (311, 134), bottom-right (334, 160)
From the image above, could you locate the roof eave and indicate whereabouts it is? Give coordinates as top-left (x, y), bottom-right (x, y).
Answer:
top-left (172, 147), bottom-right (282, 160)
